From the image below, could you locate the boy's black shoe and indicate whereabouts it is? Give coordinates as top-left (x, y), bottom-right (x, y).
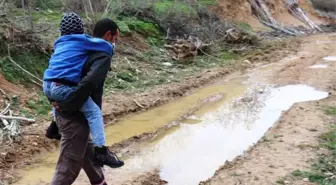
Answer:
top-left (94, 146), bottom-right (124, 168)
top-left (46, 121), bottom-right (61, 140)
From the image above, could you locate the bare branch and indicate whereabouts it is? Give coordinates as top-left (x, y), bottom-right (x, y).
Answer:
top-left (0, 114), bottom-right (35, 123)
top-left (133, 99), bottom-right (145, 108)
top-left (7, 45), bottom-right (43, 84)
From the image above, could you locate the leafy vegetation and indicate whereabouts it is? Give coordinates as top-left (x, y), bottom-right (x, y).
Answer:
top-left (152, 0), bottom-right (217, 16)
top-left (0, 51), bottom-right (48, 84)
top-left (153, 1), bottom-right (196, 16)
top-left (276, 178), bottom-right (286, 185)
top-left (198, 0), bottom-right (217, 6)
top-left (26, 92), bottom-right (51, 116)
top-left (325, 106), bottom-right (336, 116)
top-left (117, 18), bottom-right (162, 37)
top-left (1, 0), bottom-right (256, 94)
top-left (104, 46), bottom-right (242, 93)
top-left (33, 0), bottom-right (62, 9)
top-left (234, 21), bottom-right (253, 33)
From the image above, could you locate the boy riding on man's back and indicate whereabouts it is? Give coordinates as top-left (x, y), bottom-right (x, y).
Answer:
top-left (43, 13), bottom-right (124, 168)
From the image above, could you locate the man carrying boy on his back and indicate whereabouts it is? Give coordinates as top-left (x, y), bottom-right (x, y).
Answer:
top-left (43, 13), bottom-right (124, 175)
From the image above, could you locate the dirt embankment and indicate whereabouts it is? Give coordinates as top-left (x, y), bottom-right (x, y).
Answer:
top-left (212, 0), bottom-right (331, 30)
top-left (210, 0), bottom-right (267, 30)
top-left (200, 33), bottom-right (336, 185)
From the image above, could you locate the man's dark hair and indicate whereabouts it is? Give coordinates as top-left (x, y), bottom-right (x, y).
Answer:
top-left (93, 18), bottom-right (119, 38)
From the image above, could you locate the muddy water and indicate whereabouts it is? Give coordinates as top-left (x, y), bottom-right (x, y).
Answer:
top-left (16, 83), bottom-right (247, 185)
top-left (98, 84), bottom-right (328, 185)
top-left (17, 61), bottom-right (329, 185)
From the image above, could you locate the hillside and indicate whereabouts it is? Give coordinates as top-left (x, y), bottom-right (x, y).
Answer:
top-left (0, 0), bottom-right (335, 184)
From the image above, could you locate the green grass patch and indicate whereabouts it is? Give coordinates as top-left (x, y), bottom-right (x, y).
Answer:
top-left (292, 125), bottom-right (336, 185)
top-left (153, 1), bottom-right (196, 16)
top-left (26, 92), bottom-right (51, 116)
top-left (115, 20), bottom-right (132, 35)
top-left (325, 106), bottom-right (336, 116)
top-left (234, 21), bottom-right (253, 33)
top-left (9, 9), bottom-right (62, 23)
top-left (104, 47), bottom-right (241, 93)
top-left (116, 18), bottom-right (163, 40)
top-left (199, 0), bottom-right (217, 6)
top-left (127, 20), bottom-right (161, 37)
top-left (276, 178), bottom-right (286, 185)
top-left (153, 0), bottom-right (217, 16)
top-left (31, 10), bottom-right (62, 22)
top-left (0, 51), bottom-right (48, 84)
top-left (220, 51), bottom-right (236, 60)
top-left (146, 37), bottom-right (165, 46)
top-left (34, 0), bottom-right (63, 9)
top-left (292, 169), bottom-right (334, 185)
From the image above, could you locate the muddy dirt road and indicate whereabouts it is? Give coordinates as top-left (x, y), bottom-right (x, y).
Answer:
top-left (15, 34), bottom-right (336, 185)
top-left (201, 34), bottom-right (336, 185)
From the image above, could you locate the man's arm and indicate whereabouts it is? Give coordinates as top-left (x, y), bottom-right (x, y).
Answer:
top-left (90, 82), bottom-right (104, 109)
top-left (57, 52), bottom-right (111, 111)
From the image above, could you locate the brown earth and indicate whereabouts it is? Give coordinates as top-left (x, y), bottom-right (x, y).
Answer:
top-left (212, 0), bottom-right (330, 30)
top-left (210, 0), bottom-right (267, 30)
top-left (200, 33), bottom-right (336, 185)
top-left (0, 36), bottom-right (301, 184)
top-left (70, 33), bottom-right (336, 185)
top-left (0, 2), bottom-right (333, 182)
top-left (102, 39), bottom-right (301, 123)
top-left (6, 35), bottom-right (336, 185)
top-left (121, 170), bottom-right (168, 185)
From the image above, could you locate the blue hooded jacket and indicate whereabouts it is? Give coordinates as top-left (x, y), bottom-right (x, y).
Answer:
top-left (43, 34), bottom-right (113, 84)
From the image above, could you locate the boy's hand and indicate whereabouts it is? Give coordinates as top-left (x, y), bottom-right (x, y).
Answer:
top-left (51, 102), bottom-right (60, 111)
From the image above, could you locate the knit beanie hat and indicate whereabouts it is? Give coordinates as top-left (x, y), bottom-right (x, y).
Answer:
top-left (60, 12), bottom-right (84, 36)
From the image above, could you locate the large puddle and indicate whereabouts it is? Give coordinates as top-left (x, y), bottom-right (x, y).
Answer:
top-left (16, 82), bottom-right (247, 185)
top-left (99, 84), bottom-right (327, 185)
top-left (16, 69), bottom-right (329, 185)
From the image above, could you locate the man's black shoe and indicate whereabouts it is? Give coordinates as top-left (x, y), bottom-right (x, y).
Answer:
top-left (46, 121), bottom-right (61, 140)
top-left (94, 146), bottom-right (124, 168)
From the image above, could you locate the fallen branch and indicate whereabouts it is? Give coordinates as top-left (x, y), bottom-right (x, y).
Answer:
top-left (0, 114), bottom-right (35, 123)
top-left (0, 103), bottom-right (10, 115)
top-left (284, 0), bottom-right (322, 32)
top-left (133, 99), bottom-right (145, 108)
top-left (31, 79), bottom-right (43, 88)
top-left (7, 45), bottom-right (43, 84)
top-left (249, 0), bottom-right (304, 36)
top-left (152, 98), bottom-right (160, 106)
top-left (0, 88), bottom-right (5, 95)
top-left (0, 103), bottom-right (36, 144)
top-left (0, 0), bottom-right (5, 8)
top-left (259, 20), bottom-right (298, 36)
top-left (164, 36), bottom-right (212, 61)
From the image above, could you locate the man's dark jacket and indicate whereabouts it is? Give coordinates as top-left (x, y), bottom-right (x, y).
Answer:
top-left (55, 51), bottom-right (112, 111)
